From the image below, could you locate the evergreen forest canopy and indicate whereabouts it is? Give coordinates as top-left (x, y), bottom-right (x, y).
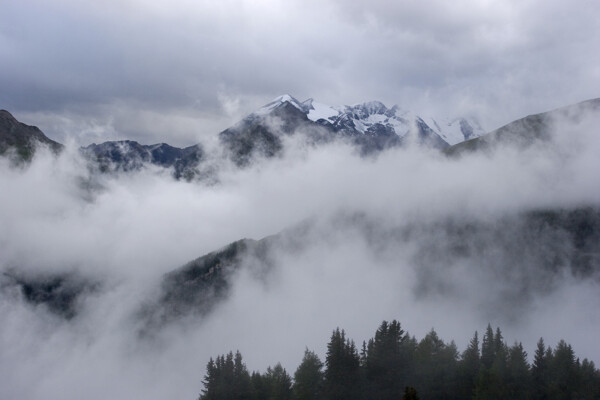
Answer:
top-left (199, 320), bottom-right (600, 400)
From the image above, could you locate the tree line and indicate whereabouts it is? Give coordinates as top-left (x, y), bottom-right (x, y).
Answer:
top-left (198, 320), bottom-right (600, 400)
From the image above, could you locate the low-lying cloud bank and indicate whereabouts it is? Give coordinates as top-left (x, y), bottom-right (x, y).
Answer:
top-left (1, 111), bottom-right (599, 399)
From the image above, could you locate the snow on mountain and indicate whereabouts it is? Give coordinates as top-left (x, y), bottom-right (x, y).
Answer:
top-left (255, 94), bottom-right (306, 115)
top-left (426, 117), bottom-right (485, 145)
top-left (261, 95), bottom-right (485, 147)
top-left (333, 102), bottom-right (413, 136)
top-left (305, 99), bottom-right (339, 122)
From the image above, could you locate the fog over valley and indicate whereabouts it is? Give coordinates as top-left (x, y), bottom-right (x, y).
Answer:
top-left (2, 1), bottom-right (600, 398)
top-left (1, 100), bottom-right (599, 399)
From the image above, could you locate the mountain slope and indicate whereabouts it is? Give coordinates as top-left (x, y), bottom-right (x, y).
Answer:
top-left (446, 98), bottom-right (600, 156)
top-left (1, 269), bottom-right (99, 319)
top-left (81, 140), bottom-right (204, 179)
top-left (143, 207), bottom-right (600, 325)
top-left (0, 110), bottom-right (63, 161)
top-left (219, 99), bottom-right (334, 166)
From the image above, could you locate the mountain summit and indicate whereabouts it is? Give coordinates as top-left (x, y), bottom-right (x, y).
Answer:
top-left (252, 94), bottom-right (484, 147)
top-left (219, 94), bottom-right (485, 165)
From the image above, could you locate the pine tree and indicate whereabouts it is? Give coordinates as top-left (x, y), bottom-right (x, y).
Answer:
top-left (458, 331), bottom-right (480, 400)
top-left (263, 363), bottom-right (292, 400)
top-left (480, 324), bottom-right (495, 370)
top-left (549, 340), bottom-right (577, 400)
top-left (476, 326), bottom-right (508, 400)
top-left (364, 320), bottom-right (406, 400)
top-left (531, 338), bottom-right (550, 400)
top-left (200, 357), bottom-right (218, 400)
top-left (251, 371), bottom-right (267, 400)
top-left (293, 349), bottom-right (324, 400)
top-left (506, 342), bottom-right (530, 400)
top-left (324, 328), bottom-right (361, 400)
top-left (577, 358), bottom-right (600, 399)
top-left (199, 351), bottom-right (252, 400)
top-left (233, 351), bottom-right (253, 400)
top-left (414, 329), bottom-right (458, 400)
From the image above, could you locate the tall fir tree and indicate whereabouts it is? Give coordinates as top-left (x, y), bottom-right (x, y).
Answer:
top-left (458, 331), bottom-right (480, 400)
top-left (364, 320), bottom-right (406, 400)
top-left (263, 363), bottom-right (292, 400)
top-left (549, 340), bottom-right (577, 400)
top-left (576, 358), bottom-right (600, 399)
top-left (200, 351), bottom-right (252, 400)
top-left (506, 342), bottom-right (531, 400)
top-left (414, 329), bottom-right (458, 400)
top-left (476, 326), bottom-right (508, 400)
top-left (293, 349), bottom-right (324, 400)
top-left (480, 324), bottom-right (495, 370)
top-left (532, 338), bottom-right (550, 400)
top-left (324, 328), bottom-right (361, 400)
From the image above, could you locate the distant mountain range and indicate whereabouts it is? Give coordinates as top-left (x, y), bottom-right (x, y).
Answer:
top-left (3, 96), bottom-right (600, 174)
top-left (0, 94), bottom-right (487, 174)
top-left (2, 96), bottom-right (600, 326)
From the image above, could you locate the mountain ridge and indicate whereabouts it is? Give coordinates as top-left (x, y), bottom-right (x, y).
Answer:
top-left (446, 97), bottom-right (600, 156)
top-left (2, 96), bottom-right (599, 175)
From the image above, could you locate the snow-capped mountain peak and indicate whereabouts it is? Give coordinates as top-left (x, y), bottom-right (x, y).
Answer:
top-left (238, 95), bottom-right (486, 154)
top-left (304, 98), bottom-right (483, 145)
top-left (255, 94), bottom-right (306, 115)
top-left (424, 116), bottom-right (485, 145)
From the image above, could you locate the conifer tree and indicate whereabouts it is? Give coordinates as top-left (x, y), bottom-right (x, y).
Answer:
top-left (550, 340), bottom-right (577, 400)
top-left (414, 329), bottom-right (458, 399)
top-left (458, 331), bottom-right (480, 400)
top-left (199, 351), bottom-right (252, 400)
top-left (234, 351), bottom-right (253, 400)
top-left (506, 342), bottom-right (530, 400)
top-left (251, 371), bottom-right (269, 400)
top-left (263, 363), bottom-right (292, 400)
top-left (324, 328), bottom-right (361, 400)
top-left (577, 358), bottom-right (600, 399)
top-left (198, 323), bottom-right (600, 400)
top-left (293, 349), bottom-right (324, 400)
top-left (476, 326), bottom-right (508, 400)
top-left (364, 320), bottom-right (406, 400)
top-left (531, 338), bottom-right (550, 400)
top-left (480, 324), bottom-right (495, 370)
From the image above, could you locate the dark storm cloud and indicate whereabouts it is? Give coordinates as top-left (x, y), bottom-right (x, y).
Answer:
top-left (1, 0), bottom-right (599, 143)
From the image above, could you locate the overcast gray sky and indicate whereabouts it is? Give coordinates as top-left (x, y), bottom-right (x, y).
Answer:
top-left (1, 0), bottom-right (599, 146)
